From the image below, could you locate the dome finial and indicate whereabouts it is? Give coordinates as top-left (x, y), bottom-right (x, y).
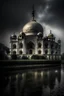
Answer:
top-left (32, 4), bottom-right (35, 21)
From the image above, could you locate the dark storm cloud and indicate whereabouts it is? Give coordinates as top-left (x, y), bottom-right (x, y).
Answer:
top-left (0, 0), bottom-right (46, 31)
top-left (42, 0), bottom-right (64, 28)
top-left (0, 0), bottom-right (64, 52)
top-left (0, 0), bottom-right (64, 31)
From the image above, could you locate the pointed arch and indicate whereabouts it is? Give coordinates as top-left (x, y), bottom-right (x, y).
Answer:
top-left (27, 41), bottom-right (35, 49)
top-left (27, 41), bottom-right (35, 54)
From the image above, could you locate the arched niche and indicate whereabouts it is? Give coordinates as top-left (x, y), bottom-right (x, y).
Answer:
top-left (27, 41), bottom-right (35, 49)
top-left (27, 41), bottom-right (35, 54)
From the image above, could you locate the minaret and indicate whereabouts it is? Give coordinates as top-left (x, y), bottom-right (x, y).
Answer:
top-left (10, 33), bottom-right (18, 55)
top-left (50, 30), bottom-right (52, 34)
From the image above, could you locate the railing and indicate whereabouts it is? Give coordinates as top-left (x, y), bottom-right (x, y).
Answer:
top-left (46, 54), bottom-right (61, 60)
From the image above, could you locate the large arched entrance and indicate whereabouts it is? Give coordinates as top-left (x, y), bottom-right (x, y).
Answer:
top-left (27, 41), bottom-right (35, 54)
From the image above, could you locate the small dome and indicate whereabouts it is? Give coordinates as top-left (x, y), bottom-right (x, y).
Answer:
top-left (22, 32), bottom-right (26, 38)
top-left (18, 33), bottom-right (22, 39)
top-left (10, 34), bottom-right (17, 39)
top-left (18, 32), bottom-right (26, 39)
top-left (58, 39), bottom-right (61, 43)
top-left (37, 32), bottom-right (43, 35)
top-left (22, 20), bottom-right (43, 35)
top-left (48, 31), bottom-right (55, 39)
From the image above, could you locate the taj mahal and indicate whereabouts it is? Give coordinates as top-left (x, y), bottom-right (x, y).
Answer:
top-left (9, 7), bottom-right (61, 60)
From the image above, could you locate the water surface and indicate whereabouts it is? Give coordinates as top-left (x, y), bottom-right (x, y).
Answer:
top-left (1, 64), bottom-right (64, 96)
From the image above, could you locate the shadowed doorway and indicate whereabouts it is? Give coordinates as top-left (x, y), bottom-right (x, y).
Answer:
top-left (27, 41), bottom-right (35, 54)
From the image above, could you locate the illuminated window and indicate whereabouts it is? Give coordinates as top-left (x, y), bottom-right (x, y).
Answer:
top-left (13, 44), bottom-right (16, 49)
top-left (38, 50), bottom-right (41, 54)
top-left (38, 43), bottom-right (41, 48)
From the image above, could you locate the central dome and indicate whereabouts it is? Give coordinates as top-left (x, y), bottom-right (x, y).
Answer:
top-left (22, 20), bottom-right (43, 35)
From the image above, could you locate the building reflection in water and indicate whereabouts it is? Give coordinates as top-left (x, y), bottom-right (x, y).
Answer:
top-left (3, 66), bottom-right (61, 96)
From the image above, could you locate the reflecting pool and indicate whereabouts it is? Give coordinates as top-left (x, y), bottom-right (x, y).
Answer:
top-left (1, 64), bottom-right (64, 96)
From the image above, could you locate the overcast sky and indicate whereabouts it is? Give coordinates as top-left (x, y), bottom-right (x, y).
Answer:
top-left (0, 0), bottom-right (64, 53)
